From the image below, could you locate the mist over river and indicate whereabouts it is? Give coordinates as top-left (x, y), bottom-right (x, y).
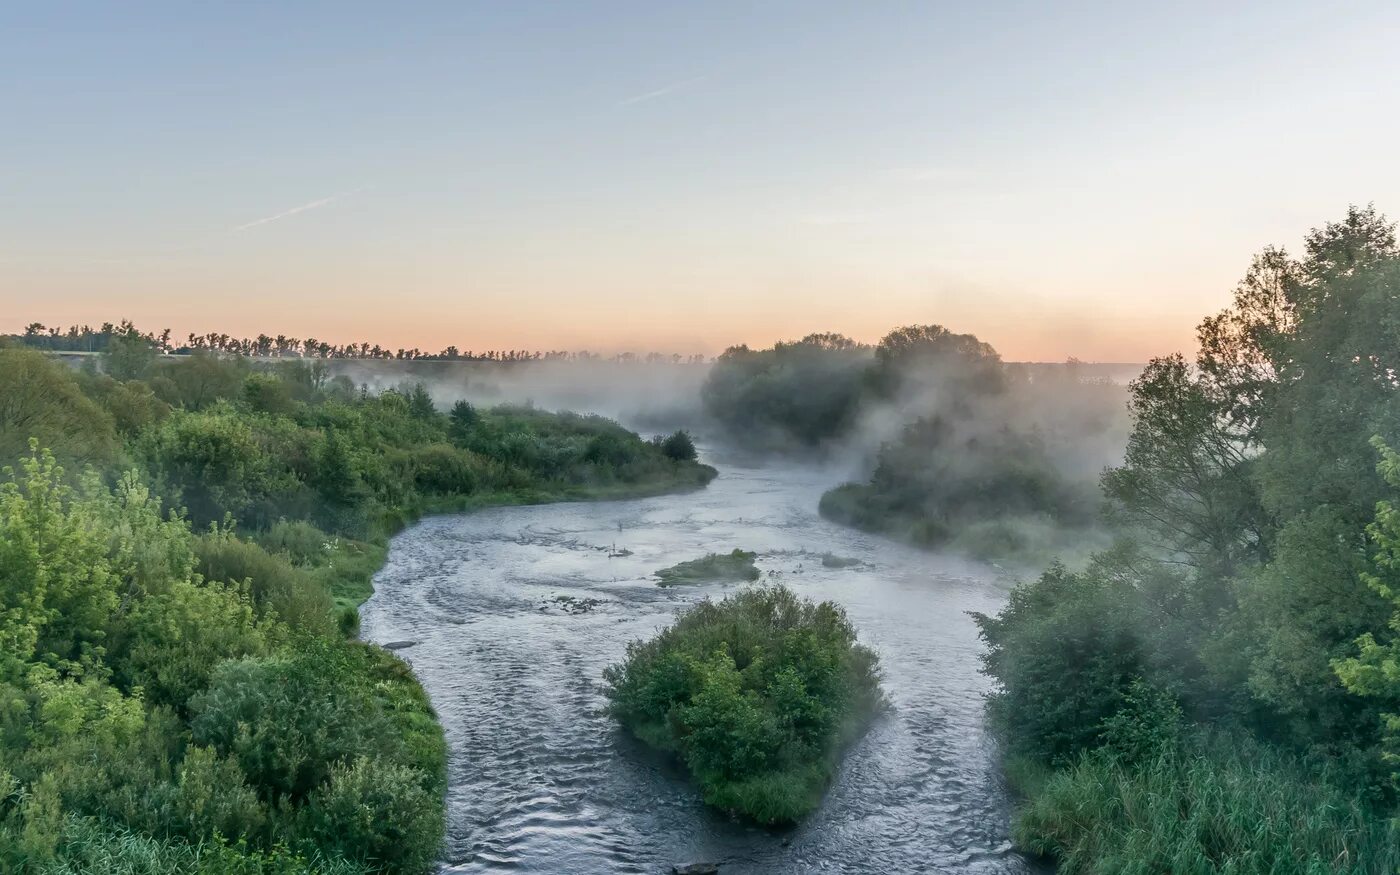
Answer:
top-left (361, 446), bottom-right (1046, 874)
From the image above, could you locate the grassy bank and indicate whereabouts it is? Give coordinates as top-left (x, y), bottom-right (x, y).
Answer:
top-left (655, 548), bottom-right (761, 587)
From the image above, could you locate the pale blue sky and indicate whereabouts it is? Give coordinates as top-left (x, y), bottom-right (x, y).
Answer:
top-left (3, 1), bottom-right (1399, 358)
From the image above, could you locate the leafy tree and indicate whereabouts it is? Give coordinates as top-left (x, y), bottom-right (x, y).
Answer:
top-left (870, 323), bottom-right (1005, 399)
top-left (1336, 436), bottom-right (1400, 776)
top-left (1102, 355), bottom-right (1267, 576)
top-left (0, 347), bottom-right (117, 467)
top-left (245, 372), bottom-right (298, 415)
top-left (701, 333), bottom-right (871, 449)
top-left (103, 327), bottom-right (159, 381)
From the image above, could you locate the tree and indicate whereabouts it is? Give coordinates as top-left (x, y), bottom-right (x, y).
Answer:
top-left (0, 348), bottom-right (118, 467)
top-left (1334, 436), bottom-right (1400, 774)
top-left (659, 430), bottom-right (697, 462)
top-left (406, 384), bottom-right (437, 420)
top-left (1102, 355), bottom-right (1267, 576)
top-left (447, 400), bottom-right (478, 442)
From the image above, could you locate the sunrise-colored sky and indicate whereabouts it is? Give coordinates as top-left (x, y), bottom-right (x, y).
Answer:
top-left (4, 1), bottom-right (1400, 360)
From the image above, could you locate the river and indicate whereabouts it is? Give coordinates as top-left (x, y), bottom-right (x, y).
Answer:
top-left (361, 447), bottom-right (1045, 874)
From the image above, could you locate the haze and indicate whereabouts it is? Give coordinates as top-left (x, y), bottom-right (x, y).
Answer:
top-left (4, 1), bottom-right (1399, 360)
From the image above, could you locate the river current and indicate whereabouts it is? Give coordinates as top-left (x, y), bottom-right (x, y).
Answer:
top-left (361, 448), bottom-right (1045, 874)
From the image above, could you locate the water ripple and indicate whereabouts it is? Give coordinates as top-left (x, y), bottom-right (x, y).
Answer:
top-left (363, 457), bottom-right (1046, 874)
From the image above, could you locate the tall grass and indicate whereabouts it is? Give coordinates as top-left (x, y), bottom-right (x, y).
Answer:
top-left (41, 816), bottom-right (366, 875)
top-left (1012, 731), bottom-right (1399, 874)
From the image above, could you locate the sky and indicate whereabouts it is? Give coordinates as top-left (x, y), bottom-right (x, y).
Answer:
top-left (3, 1), bottom-right (1400, 361)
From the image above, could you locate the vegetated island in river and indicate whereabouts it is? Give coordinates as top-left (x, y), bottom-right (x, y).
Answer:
top-left (605, 584), bottom-right (884, 824)
top-left (0, 336), bottom-right (716, 873)
top-left (655, 548), bottom-right (761, 586)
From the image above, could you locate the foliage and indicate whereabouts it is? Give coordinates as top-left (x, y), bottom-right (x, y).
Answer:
top-left (980, 206), bottom-right (1400, 871)
top-left (0, 331), bottom-right (719, 871)
top-left (604, 585), bottom-right (883, 823)
top-left (655, 549), bottom-right (761, 586)
top-left (822, 414), bottom-right (1098, 554)
top-left (701, 333), bottom-right (872, 449)
top-left (656, 429), bottom-right (698, 462)
top-left (700, 326), bottom-right (1122, 561)
top-left (1336, 436), bottom-right (1400, 777)
top-left (0, 347), bottom-right (117, 468)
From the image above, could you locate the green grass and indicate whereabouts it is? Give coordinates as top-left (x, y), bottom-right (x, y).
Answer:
top-left (40, 816), bottom-right (365, 875)
top-left (655, 548), bottom-right (761, 586)
top-left (1009, 730), bottom-right (1400, 874)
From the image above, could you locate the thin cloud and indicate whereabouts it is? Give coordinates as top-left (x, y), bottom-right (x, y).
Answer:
top-left (618, 75), bottom-right (706, 107)
top-left (232, 189), bottom-right (360, 232)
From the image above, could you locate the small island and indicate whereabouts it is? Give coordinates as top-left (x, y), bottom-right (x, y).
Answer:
top-left (655, 548), bottom-right (761, 586)
top-left (604, 585), bottom-right (884, 824)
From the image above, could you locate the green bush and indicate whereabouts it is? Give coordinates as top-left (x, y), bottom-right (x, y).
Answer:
top-left (605, 585), bottom-right (883, 823)
top-left (297, 757), bottom-right (443, 872)
top-left (974, 560), bottom-right (1149, 764)
top-left (194, 531), bottom-right (336, 635)
top-left (188, 641), bottom-right (437, 805)
top-left (658, 430), bottom-right (698, 461)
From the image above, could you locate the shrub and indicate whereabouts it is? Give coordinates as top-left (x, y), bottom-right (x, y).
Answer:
top-left (658, 430), bottom-right (697, 461)
top-left (973, 560), bottom-right (1148, 764)
top-left (605, 585), bottom-right (882, 823)
top-left (297, 757), bottom-right (443, 873)
top-left (194, 531), bottom-right (335, 635)
top-left (188, 639), bottom-right (443, 809)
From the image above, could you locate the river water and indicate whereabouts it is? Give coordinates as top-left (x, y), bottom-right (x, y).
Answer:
top-left (361, 449), bottom-right (1045, 874)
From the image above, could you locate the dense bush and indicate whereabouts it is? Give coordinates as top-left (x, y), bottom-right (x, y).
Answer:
top-left (0, 339), bottom-right (719, 871)
top-left (604, 585), bottom-right (883, 823)
top-left (656, 429), bottom-right (698, 462)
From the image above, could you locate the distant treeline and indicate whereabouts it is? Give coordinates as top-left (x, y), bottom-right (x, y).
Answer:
top-left (11, 321), bottom-right (711, 364)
